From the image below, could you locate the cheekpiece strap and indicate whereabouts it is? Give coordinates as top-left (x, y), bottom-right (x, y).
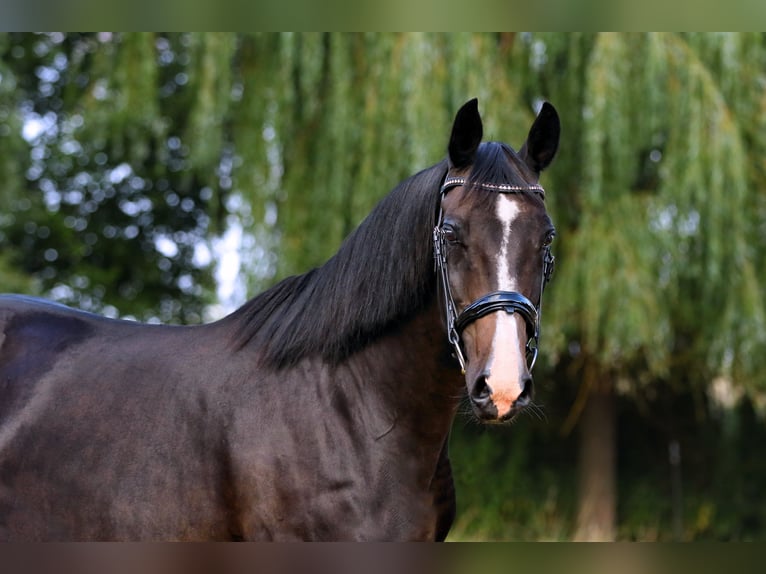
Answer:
top-left (440, 176), bottom-right (545, 198)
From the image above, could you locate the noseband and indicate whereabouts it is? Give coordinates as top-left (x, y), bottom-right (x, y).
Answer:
top-left (434, 175), bottom-right (555, 374)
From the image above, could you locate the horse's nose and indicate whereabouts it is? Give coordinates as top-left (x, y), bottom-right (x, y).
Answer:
top-left (470, 372), bottom-right (533, 420)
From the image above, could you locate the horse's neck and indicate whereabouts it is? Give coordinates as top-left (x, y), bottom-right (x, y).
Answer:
top-left (352, 300), bottom-right (463, 450)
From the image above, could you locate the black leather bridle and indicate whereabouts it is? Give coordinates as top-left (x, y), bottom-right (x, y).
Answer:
top-left (433, 175), bottom-right (555, 374)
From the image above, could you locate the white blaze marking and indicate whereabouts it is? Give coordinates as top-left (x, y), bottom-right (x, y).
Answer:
top-left (495, 195), bottom-right (520, 292)
top-left (487, 195), bottom-right (525, 413)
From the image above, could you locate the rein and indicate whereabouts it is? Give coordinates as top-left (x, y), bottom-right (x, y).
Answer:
top-left (434, 175), bottom-right (555, 374)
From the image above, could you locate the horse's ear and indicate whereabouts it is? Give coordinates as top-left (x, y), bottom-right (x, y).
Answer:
top-left (448, 98), bottom-right (483, 169)
top-left (519, 102), bottom-right (560, 173)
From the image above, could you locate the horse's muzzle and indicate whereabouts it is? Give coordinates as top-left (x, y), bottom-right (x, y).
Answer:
top-left (469, 371), bottom-right (533, 421)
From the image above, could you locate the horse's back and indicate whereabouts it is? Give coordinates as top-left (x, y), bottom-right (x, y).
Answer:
top-left (0, 294), bottom-right (201, 390)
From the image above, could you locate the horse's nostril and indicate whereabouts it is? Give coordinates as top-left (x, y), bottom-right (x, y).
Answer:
top-left (471, 374), bottom-right (492, 405)
top-left (516, 374), bottom-right (534, 407)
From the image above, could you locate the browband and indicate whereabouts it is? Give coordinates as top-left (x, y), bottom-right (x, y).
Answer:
top-left (440, 176), bottom-right (545, 198)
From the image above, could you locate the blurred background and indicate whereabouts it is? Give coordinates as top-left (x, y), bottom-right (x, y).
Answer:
top-left (1, 32), bottom-right (765, 541)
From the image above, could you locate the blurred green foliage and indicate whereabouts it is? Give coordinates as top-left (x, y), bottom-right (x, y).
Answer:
top-left (449, 379), bottom-right (766, 541)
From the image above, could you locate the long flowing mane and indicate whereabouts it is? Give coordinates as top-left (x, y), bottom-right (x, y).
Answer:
top-left (228, 160), bottom-right (449, 368)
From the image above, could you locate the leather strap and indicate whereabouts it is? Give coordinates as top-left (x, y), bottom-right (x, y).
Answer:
top-left (454, 291), bottom-right (538, 338)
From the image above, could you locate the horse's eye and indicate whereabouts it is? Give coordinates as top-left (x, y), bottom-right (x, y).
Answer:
top-left (542, 232), bottom-right (555, 247)
top-left (442, 226), bottom-right (459, 244)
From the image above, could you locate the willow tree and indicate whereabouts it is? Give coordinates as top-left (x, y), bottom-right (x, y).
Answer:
top-left (510, 32), bottom-right (766, 540)
top-left (230, 33), bottom-right (540, 281)
top-left (0, 33), bottom-right (534, 311)
top-left (5, 33), bottom-right (766, 540)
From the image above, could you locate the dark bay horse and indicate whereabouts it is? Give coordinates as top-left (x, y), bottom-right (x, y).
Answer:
top-left (0, 99), bottom-right (560, 541)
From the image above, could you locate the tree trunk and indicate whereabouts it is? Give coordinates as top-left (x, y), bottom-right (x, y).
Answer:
top-left (574, 372), bottom-right (617, 541)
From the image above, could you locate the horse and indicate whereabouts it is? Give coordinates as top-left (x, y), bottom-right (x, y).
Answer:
top-left (0, 98), bottom-right (559, 541)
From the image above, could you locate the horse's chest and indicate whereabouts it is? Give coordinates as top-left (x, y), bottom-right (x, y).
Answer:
top-left (230, 444), bottom-right (443, 541)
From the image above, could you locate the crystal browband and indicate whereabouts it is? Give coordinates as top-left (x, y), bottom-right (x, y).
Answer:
top-left (440, 176), bottom-right (545, 198)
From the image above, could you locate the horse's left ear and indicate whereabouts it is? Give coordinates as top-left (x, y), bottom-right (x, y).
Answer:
top-left (519, 102), bottom-right (560, 173)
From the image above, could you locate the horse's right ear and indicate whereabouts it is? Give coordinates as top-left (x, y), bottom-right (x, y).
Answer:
top-left (448, 98), bottom-right (483, 169)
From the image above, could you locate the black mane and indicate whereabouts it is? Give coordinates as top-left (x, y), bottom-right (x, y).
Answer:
top-left (229, 160), bottom-right (449, 368)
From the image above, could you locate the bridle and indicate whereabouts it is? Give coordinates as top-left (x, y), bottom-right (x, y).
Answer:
top-left (433, 175), bottom-right (555, 374)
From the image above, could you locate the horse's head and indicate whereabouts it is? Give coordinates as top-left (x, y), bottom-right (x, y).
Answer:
top-left (435, 99), bottom-right (559, 422)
